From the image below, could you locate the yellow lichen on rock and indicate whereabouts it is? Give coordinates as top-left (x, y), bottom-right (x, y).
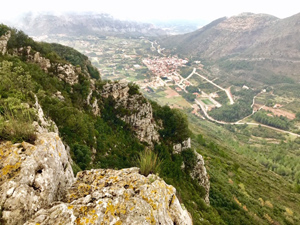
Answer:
top-left (1, 136), bottom-right (192, 225)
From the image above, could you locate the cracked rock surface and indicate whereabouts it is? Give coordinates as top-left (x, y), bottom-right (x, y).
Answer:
top-left (102, 81), bottom-right (160, 146)
top-left (0, 133), bottom-right (192, 225)
top-left (0, 133), bottom-right (74, 225)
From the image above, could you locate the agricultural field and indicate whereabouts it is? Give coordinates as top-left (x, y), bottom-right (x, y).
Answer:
top-left (43, 35), bottom-right (300, 135)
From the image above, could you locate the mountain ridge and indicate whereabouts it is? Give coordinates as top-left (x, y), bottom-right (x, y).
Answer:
top-left (10, 12), bottom-right (168, 37)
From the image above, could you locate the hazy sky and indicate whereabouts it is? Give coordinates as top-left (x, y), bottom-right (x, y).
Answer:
top-left (1, 0), bottom-right (300, 23)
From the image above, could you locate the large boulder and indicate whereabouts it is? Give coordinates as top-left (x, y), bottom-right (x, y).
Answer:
top-left (0, 133), bottom-right (74, 225)
top-left (25, 168), bottom-right (192, 225)
top-left (0, 133), bottom-right (193, 224)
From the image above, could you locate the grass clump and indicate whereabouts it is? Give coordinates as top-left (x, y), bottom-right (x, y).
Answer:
top-left (0, 98), bottom-right (37, 143)
top-left (137, 149), bottom-right (162, 176)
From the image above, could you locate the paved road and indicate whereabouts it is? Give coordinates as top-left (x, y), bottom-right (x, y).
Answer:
top-left (183, 68), bottom-right (234, 104)
top-left (194, 71), bottom-right (235, 104)
top-left (180, 68), bottom-right (196, 84)
top-left (195, 99), bottom-right (300, 137)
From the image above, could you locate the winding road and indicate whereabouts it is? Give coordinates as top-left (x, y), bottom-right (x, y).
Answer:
top-left (182, 68), bottom-right (234, 104)
top-left (195, 100), bottom-right (300, 137)
top-left (194, 71), bottom-right (235, 104)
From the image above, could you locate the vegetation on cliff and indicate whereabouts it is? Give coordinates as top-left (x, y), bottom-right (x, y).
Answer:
top-left (1, 25), bottom-right (299, 224)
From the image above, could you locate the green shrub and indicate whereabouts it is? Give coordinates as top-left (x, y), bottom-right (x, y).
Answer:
top-left (137, 149), bottom-right (162, 176)
top-left (0, 24), bottom-right (10, 37)
top-left (128, 82), bottom-right (140, 95)
top-left (71, 143), bottom-right (92, 170)
top-left (181, 148), bottom-right (197, 172)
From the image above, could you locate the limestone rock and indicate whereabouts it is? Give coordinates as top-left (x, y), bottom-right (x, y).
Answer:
top-left (87, 90), bottom-right (100, 116)
top-left (0, 31), bottom-right (11, 55)
top-left (0, 133), bottom-right (75, 225)
top-left (0, 131), bottom-right (193, 224)
top-left (33, 95), bottom-right (59, 134)
top-left (57, 63), bottom-right (79, 85)
top-left (102, 81), bottom-right (160, 145)
top-left (53, 91), bottom-right (65, 101)
top-left (25, 168), bottom-right (192, 225)
top-left (33, 51), bottom-right (51, 72)
top-left (190, 152), bottom-right (210, 204)
top-left (173, 138), bottom-right (191, 154)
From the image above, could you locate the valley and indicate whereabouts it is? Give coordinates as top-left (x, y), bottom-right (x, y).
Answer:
top-left (2, 11), bottom-right (300, 224)
top-left (39, 33), bottom-right (300, 138)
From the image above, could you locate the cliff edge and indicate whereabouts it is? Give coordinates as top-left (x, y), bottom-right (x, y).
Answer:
top-left (0, 132), bottom-right (192, 225)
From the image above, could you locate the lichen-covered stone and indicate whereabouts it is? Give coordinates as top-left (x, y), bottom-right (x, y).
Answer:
top-left (33, 51), bottom-right (51, 72)
top-left (0, 132), bottom-right (193, 224)
top-left (87, 90), bottom-right (100, 116)
top-left (0, 133), bottom-right (74, 225)
top-left (25, 168), bottom-right (192, 225)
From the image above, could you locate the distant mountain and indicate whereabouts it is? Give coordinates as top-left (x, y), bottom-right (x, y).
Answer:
top-left (161, 13), bottom-right (279, 58)
top-left (11, 12), bottom-right (168, 37)
top-left (160, 12), bottom-right (300, 83)
top-left (151, 19), bottom-right (206, 34)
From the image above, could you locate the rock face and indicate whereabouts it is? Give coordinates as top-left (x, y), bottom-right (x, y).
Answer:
top-left (173, 138), bottom-right (191, 154)
top-left (33, 95), bottom-right (59, 134)
top-left (56, 63), bottom-right (79, 85)
top-left (25, 168), bottom-right (192, 225)
top-left (15, 46), bottom-right (79, 85)
top-left (0, 31), bottom-right (11, 55)
top-left (0, 132), bottom-right (75, 225)
top-left (0, 133), bottom-right (192, 225)
top-left (172, 139), bottom-right (210, 204)
top-left (32, 51), bottom-right (51, 72)
top-left (190, 152), bottom-right (210, 204)
top-left (102, 81), bottom-right (160, 145)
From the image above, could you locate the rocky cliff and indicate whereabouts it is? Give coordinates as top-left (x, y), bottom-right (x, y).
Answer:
top-left (0, 133), bottom-right (192, 225)
top-left (173, 139), bottom-right (210, 204)
top-left (191, 152), bottom-right (210, 204)
top-left (0, 31), bottom-right (10, 55)
top-left (101, 81), bottom-right (160, 146)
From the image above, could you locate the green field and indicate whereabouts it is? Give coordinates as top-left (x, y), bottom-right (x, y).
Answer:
top-left (202, 99), bottom-right (214, 105)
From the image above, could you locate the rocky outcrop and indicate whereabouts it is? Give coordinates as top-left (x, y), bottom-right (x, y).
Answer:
top-left (173, 138), bottom-right (191, 154)
top-left (32, 51), bottom-right (51, 72)
top-left (172, 139), bottom-right (210, 204)
top-left (25, 168), bottom-right (192, 225)
top-left (102, 81), bottom-right (160, 145)
top-left (0, 132), bottom-right (75, 225)
top-left (0, 133), bottom-right (192, 225)
top-left (87, 89), bottom-right (100, 116)
top-left (15, 46), bottom-right (79, 85)
top-left (56, 63), bottom-right (79, 85)
top-left (33, 95), bottom-right (59, 134)
top-left (0, 31), bottom-right (11, 55)
top-left (190, 152), bottom-right (210, 204)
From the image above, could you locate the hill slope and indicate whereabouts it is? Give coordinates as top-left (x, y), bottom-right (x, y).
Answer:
top-left (161, 12), bottom-right (300, 82)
